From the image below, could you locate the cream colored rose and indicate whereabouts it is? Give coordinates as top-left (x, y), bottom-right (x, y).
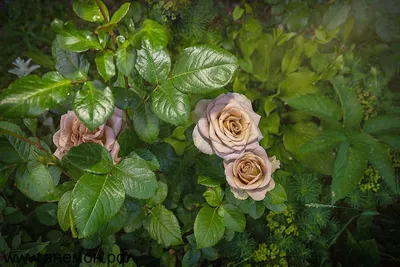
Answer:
top-left (224, 145), bottom-right (280, 201)
top-left (192, 93), bottom-right (262, 160)
top-left (53, 108), bottom-right (123, 163)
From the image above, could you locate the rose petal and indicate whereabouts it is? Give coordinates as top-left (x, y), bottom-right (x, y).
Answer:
top-left (193, 99), bottom-right (212, 122)
top-left (193, 125), bottom-right (214, 155)
top-left (224, 162), bottom-right (239, 189)
top-left (247, 186), bottom-right (269, 201)
top-left (230, 187), bottom-right (249, 200)
top-left (232, 93), bottom-right (253, 110)
top-left (106, 109), bottom-right (123, 135)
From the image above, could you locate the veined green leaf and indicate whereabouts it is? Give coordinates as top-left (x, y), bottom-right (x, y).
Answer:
top-left (136, 39), bottom-right (171, 84)
top-left (73, 0), bottom-right (109, 22)
top-left (57, 191), bottom-right (72, 231)
top-left (144, 204), bottom-right (183, 246)
top-left (95, 50), bottom-right (115, 82)
top-left (330, 75), bottom-right (363, 129)
top-left (151, 82), bottom-right (190, 126)
top-left (52, 40), bottom-right (89, 80)
top-left (57, 26), bottom-right (102, 52)
top-left (263, 184), bottom-right (287, 205)
top-left (112, 157), bottom-right (158, 199)
top-left (15, 161), bottom-right (55, 202)
top-left (194, 206), bottom-right (224, 249)
top-left (218, 204), bottom-right (246, 232)
top-left (115, 42), bottom-right (136, 76)
top-left (331, 142), bottom-right (368, 203)
top-left (132, 101), bottom-right (160, 144)
top-left (286, 94), bottom-right (342, 121)
top-left (139, 19), bottom-right (168, 50)
top-left (323, 1), bottom-right (351, 30)
top-left (71, 172), bottom-right (125, 237)
top-left (0, 75), bottom-right (71, 118)
top-left (363, 114), bottom-right (400, 134)
top-left (73, 80), bottom-right (115, 131)
top-left (0, 121), bottom-right (32, 163)
top-left (169, 45), bottom-right (238, 94)
top-left (300, 130), bottom-right (347, 153)
top-left (110, 3), bottom-right (131, 24)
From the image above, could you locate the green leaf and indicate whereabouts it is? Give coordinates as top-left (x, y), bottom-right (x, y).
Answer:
top-left (132, 101), bottom-right (160, 144)
top-left (57, 26), bottom-right (102, 52)
top-left (112, 157), bottom-right (158, 199)
top-left (147, 181), bottom-right (168, 208)
top-left (182, 249), bottom-right (201, 267)
top-left (151, 82), bottom-right (190, 126)
top-left (52, 40), bottom-right (89, 80)
top-left (113, 86), bottom-right (140, 110)
top-left (0, 75), bottom-right (71, 118)
top-left (233, 6), bottom-right (244, 21)
top-left (144, 205), bottom-right (183, 246)
top-left (62, 143), bottom-right (113, 174)
top-left (203, 187), bottom-right (224, 207)
top-left (57, 191), bottom-right (72, 231)
top-left (0, 121), bottom-right (32, 163)
top-left (100, 204), bottom-right (131, 238)
top-left (263, 184), bottom-right (287, 205)
top-left (15, 161), bottom-right (54, 202)
top-left (279, 69), bottom-right (319, 99)
top-left (283, 122), bottom-right (335, 175)
top-left (73, 80), bottom-right (115, 130)
top-left (330, 75), bottom-right (363, 129)
top-left (365, 137), bottom-right (399, 194)
top-left (331, 142), bottom-right (368, 203)
top-left (95, 50), bottom-right (115, 82)
top-left (35, 203), bottom-right (58, 226)
top-left (323, 1), bottom-right (351, 30)
top-left (115, 42), bottom-right (136, 76)
top-left (169, 45), bottom-right (238, 94)
top-left (73, 0), bottom-right (108, 22)
top-left (110, 3), bottom-right (130, 24)
top-left (375, 134), bottom-right (400, 149)
top-left (284, 3), bottom-right (309, 31)
top-left (129, 149), bottom-right (160, 171)
top-left (300, 130), bottom-right (347, 153)
top-left (197, 175), bottom-right (225, 188)
top-left (194, 206), bottom-right (224, 249)
top-left (286, 94), bottom-right (342, 121)
top-left (139, 20), bottom-right (168, 50)
top-left (363, 114), bottom-right (400, 134)
top-left (72, 172), bottom-right (125, 237)
top-left (136, 39), bottom-right (171, 84)
top-left (249, 200), bottom-right (266, 219)
top-left (304, 40), bottom-right (318, 58)
top-left (264, 203), bottom-right (287, 213)
top-left (218, 204), bottom-right (245, 232)
top-left (281, 36), bottom-right (304, 74)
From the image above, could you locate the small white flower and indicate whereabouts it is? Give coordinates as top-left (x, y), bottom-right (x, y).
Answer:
top-left (8, 57), bottom-right (40, 77)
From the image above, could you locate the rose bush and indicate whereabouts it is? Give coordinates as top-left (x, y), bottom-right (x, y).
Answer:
top-left (192, 93), bottom-right (263, 160)
top-left (224, 145), bottom-right (280, 201)
top-left (53, 108), bottom-right (123, 163)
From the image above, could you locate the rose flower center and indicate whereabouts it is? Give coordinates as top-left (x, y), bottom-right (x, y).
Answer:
top-left (237, 159), bottom-right (262, 185)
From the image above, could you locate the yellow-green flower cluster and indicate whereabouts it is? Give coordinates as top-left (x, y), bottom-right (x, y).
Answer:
top-left (357, 89), bottom-right (377, 120)
top-left (252, 243), bottom-right (288, 267)
top-left (359, 166), bottom-right (381, 192)
top-left (266, 208), bottom-right (299, 236)
top-left (390, 149), bottom-right (400, 168)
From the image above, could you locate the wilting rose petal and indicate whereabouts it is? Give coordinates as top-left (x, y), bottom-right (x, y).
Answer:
top-left (192, 93), bottom-right (263, 160)
top-left (224, 145), bottom-right (279, 201)
top-left (52, 108), bottom-right (123, 164)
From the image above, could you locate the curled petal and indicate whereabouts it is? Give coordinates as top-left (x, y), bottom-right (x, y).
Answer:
top-left (193, 99), bottom-right (212, 122)
top-left (193, 125), bottom-right (214, 155)
top-left (230, 187), bottom-right (249, 200)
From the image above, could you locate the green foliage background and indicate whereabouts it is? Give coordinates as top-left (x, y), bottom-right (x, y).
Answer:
top-left (0, 0), bottom-right (400, 266)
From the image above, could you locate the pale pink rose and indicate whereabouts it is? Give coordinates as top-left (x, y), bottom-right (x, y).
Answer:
top-left (224, 145), bottom-right (280, 201)
top-left (53, 108), bottom-right (123, 163)
top-left (192, 93), bottom-right (263, 160)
